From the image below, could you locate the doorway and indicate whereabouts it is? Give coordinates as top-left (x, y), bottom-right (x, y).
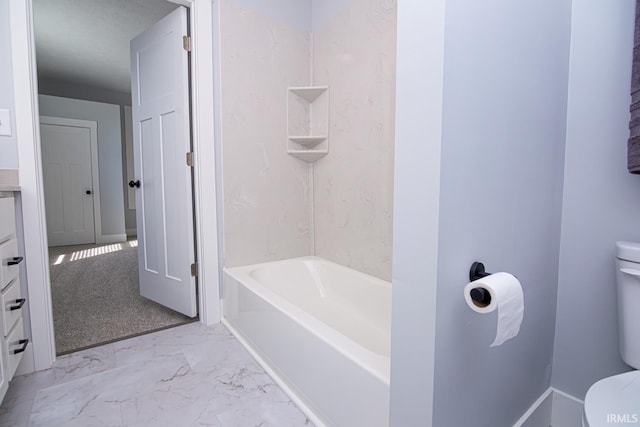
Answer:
top-left (9, 0), bottom-right (220, 373)
top-left (40, 116), bottom-right (99, 247)
top-left (34, 0), bottom-right (196, 355)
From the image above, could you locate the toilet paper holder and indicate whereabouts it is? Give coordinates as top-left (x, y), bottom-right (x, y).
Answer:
top-left (469, 262), bottom-right (492, 307)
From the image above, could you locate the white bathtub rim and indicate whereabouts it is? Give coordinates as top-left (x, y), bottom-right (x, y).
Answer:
top-left (248, 256), bottom-right (392, 289)
top-left (224, 258), bottom-right (391, 386)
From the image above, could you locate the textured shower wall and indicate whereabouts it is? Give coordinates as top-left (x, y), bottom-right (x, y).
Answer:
top-left (312, 0), bottom-right (397, 281)
top-left (220, 1), bottom-right (312, 267)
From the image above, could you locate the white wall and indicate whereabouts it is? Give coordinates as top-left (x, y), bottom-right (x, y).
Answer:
top-left (220, 0), bottom-right (397, 279)
top-left (430, 0), bottom-right (572, 426)
top-left (388, 1), bottom-right (445, 425)
top-left (0, 0), bottom-right (18, 169)
top-left (38, 95), bottom-right (126, 239)
top-left (224, 0), bottom-right (352, 33)
top-left (312, 0), bottom-right (396, 281)
top-left (552, 0), bottom-right (640, 399)
top-left (226, 0), bottom-right (311, 31)
top-left (219, 1), bottom-right (312, 267)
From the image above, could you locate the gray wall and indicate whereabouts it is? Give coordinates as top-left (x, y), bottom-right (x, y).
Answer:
top-left (120, 107), bottom-right (137, 233)
top-left (311, 0), bottom-right (350, 30)
top-left (432, 0), bottom-right (571, 426)
top-left (38, 94), bottom-right (126, 238)
top-left (38, 77), bottom-right (132, 107)
top-left (0, 0), bottom-right (18, 169)
top-left (552, 0), bottom-right (640, 399)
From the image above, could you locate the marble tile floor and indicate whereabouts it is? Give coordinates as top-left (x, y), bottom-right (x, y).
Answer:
top-left (0, 322), bottom-right (313, 427)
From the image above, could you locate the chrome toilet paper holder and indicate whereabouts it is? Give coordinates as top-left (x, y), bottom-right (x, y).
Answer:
top-left (469, 262), bottom-right (492, 307)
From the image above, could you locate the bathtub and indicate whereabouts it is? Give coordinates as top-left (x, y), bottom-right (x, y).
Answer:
top-left (222, 256), bottom-right (391, 427)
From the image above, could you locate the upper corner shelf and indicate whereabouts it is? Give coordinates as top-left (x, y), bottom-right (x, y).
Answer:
top-left (288, 86), bottom-right (329, 103)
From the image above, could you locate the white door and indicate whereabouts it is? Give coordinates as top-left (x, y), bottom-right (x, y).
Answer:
top-left (40, 117), bottom-right (100, 247)
top-left (130, 6), bottom-right (197, 317)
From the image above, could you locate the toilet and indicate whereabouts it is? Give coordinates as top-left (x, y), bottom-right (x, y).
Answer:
top-left (582, 241), bottom-right (640, 427)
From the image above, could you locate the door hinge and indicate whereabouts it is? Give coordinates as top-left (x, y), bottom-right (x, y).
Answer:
top-left (191, 262), bottom-right (198, 277)
top-left (186, 151), bottom-right (194, 167)
top-left (183, 35), bottom-right (192, 52)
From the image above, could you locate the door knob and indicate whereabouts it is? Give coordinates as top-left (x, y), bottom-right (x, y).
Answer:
top-left (128, 180), bottom-right (141, 189)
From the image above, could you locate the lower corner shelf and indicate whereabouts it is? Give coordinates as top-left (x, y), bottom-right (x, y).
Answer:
top-left (287, 150), bottom-right (328, 163)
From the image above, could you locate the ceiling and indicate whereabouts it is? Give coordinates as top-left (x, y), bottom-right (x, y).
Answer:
top-left (33, 0), bottom-right (179, 95)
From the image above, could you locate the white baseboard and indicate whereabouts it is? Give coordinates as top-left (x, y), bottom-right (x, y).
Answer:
top-left (514, 387), bottom-right (584, 427)
top-left (96, 233), bottom-right (127, 244)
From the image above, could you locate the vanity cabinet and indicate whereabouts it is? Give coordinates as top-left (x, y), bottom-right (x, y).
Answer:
top-left (0, 192), bottom-right (29, 403)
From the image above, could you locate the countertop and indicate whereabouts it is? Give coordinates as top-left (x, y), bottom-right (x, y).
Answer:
top-left (0, 185), bottom-right (20, 192)
top-left (0, 170), bottom-right (20, 192)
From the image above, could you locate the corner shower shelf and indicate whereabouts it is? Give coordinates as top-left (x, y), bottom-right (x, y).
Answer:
top-left (288, 86), bottom-right (328, 102)
top-left (288, 135), bottom-right (327, 148)
top-left (287, 86), bottom-right (329, 163)
top-left (287, 150), bottom-right (328, 163)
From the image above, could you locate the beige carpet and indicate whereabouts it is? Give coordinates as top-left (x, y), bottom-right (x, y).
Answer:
top-left (49, 240), bottom-right (193, 355)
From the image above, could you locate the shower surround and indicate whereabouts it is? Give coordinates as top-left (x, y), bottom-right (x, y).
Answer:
top-left (220, 0), bottom-right (397, 281)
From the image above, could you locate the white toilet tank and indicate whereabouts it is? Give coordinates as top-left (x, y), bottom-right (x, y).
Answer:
top-left (615, 241), bottom-right (640, 369)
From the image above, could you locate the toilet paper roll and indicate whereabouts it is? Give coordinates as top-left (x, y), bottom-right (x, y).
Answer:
top-left (464, 272), bottom-right (524, 347)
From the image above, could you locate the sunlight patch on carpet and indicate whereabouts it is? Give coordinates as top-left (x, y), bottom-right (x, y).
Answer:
top-left (56, 240), bottom-right (140, 265)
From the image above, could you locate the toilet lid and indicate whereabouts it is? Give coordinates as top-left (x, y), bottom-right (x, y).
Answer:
top-left (584, 371), bottom-right (640, 427)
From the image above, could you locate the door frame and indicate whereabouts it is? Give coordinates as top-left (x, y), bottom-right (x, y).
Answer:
top-left (39, 116), bottom-right (102, 246)
top-left (9, 0), bottom-right (221, 372)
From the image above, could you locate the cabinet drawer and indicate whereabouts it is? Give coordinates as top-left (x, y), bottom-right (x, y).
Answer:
top-left (0, 239), bottom-right (20, 289)
top-left (1, 278), bottom-right (23, 337)
top-left (5, 317), bottom-right (27, 380)
top-left (0, 197), bottom-right (15, 243)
